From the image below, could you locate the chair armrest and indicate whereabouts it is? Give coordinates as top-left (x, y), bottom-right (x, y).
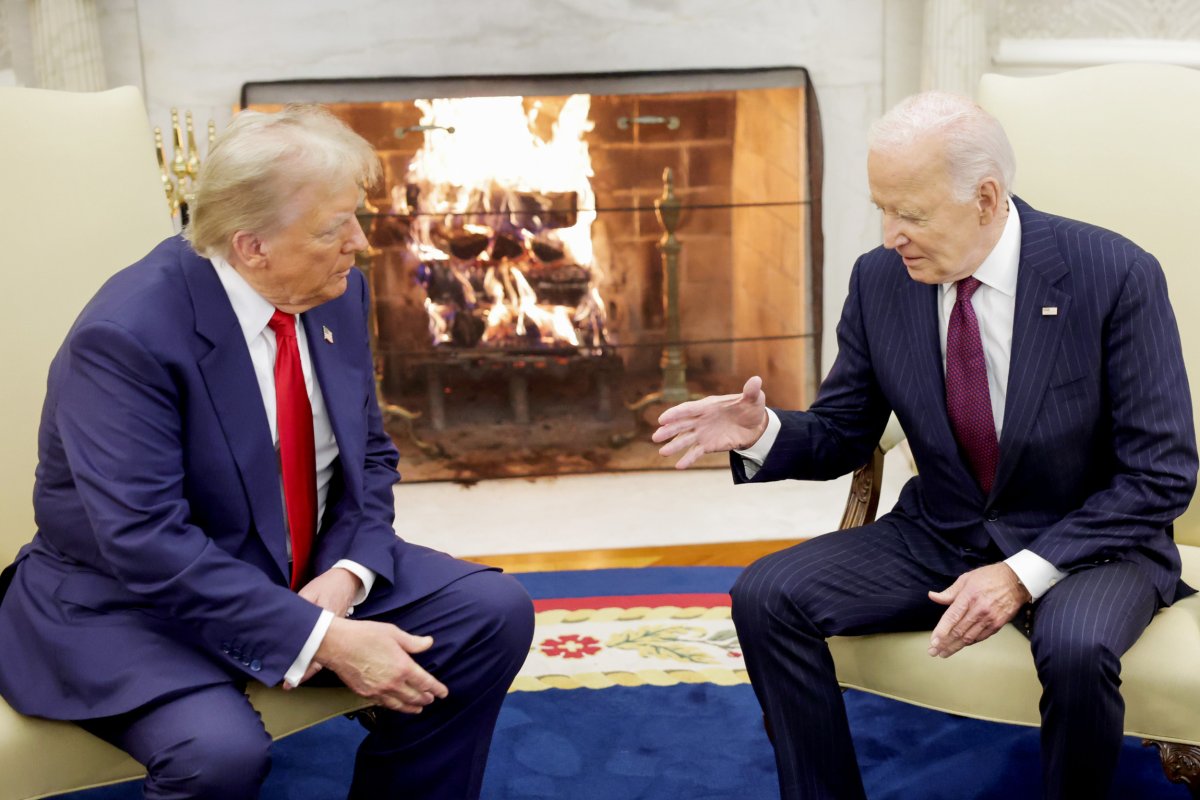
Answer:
top-left (839, 446), bottom-right (885, 530)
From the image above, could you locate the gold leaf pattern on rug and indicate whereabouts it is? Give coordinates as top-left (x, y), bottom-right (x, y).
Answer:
top-left (512, 605), bottom-right (748, 692)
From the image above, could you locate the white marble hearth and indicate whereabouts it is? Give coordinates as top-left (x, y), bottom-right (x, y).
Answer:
top-left (395, 447), bottom-right (912, 557)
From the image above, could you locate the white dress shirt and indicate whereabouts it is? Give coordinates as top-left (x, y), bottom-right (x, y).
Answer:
top-left (738, 201), bottom-right (1067, 599)
top-left (212, 256), bottom-right (376, 685)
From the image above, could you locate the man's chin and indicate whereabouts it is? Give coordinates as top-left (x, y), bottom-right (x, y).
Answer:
top-left (904, 261), bottom-right (937, 284)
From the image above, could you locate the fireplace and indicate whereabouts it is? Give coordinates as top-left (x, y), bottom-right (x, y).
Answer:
top-left (242, 68), bottom-right (821, 482)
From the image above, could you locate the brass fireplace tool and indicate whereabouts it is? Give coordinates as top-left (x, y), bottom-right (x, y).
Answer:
top-left (154, 109), bottom-right (216, 223)
top-left (624, 167), bottom-right (703, 429)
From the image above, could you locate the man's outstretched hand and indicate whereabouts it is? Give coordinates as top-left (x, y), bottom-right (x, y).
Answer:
top-left (653, 376), bottom-right (770, 469)
top-left (927, 563), bottom-right (1032, 658)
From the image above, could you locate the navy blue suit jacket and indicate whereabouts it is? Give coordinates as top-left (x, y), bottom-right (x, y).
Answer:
top-left (0, 236), bottom-right (485, 720)
top-left (739, 198), bottom-right (1198, 604)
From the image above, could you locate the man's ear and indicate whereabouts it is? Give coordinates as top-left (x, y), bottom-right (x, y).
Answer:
top-left (977, 178), bottom-right (1003, 226)
top-left (230, 230), bottom-right (269, 270)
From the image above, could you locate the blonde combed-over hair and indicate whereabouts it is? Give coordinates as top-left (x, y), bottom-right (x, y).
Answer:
top-left (184, 104), bottom-right (381, 259)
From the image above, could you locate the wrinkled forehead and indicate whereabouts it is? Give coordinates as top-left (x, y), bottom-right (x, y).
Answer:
top-left (868, 139), bottom-right (954, 203)
top-left (270, 178), bottom-right (364, 234)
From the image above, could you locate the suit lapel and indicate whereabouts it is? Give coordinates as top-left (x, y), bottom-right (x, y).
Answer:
top-left (992, 200), bottom-right (1071, 497)
top-left (894, 271), bottom-right (969, 471)
top-left (181, 246), bottom-right (290, 582)
top-left (301, 305), bottom-right (366, 504)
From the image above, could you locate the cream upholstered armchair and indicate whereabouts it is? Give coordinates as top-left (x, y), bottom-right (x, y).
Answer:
top-left (0, 87), bottom-right (370, 799)
top-left (829, 63), bottom-right (1200, 796)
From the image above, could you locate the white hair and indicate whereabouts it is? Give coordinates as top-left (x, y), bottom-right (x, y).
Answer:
top-left (184, 104), bottom-right (381, 259)
top-left (869, 91), bottom-right (1016, 202)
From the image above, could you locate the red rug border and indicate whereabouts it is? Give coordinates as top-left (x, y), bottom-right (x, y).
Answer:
top-left (532, 592), bottom-right (732, 612)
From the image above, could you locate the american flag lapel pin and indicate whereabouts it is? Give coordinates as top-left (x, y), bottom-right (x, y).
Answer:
top-left (323, 325), bottom-right (334, 343)
top-left (1042, 307), bottom-right (1058, 316)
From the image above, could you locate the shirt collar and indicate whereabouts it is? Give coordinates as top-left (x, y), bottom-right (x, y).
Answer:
top-left (941, 196), bottom-right (1022, 298)
top-left (210, 254), bottom-right (279, 346)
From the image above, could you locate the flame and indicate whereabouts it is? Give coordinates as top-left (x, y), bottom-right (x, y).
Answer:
top-left (407, 94), bottom-right (605, 350)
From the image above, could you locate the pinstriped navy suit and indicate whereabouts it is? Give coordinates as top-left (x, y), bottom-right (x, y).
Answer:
top-left (730, 197), bottom-right (1198, 799)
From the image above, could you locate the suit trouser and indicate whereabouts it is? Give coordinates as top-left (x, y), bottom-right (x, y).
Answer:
top-left (78, 569), bottom-right (535, 800)
top-left (729, 518), bottom-right (1159, 800)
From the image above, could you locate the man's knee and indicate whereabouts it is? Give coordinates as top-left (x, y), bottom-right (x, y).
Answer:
top-left (731, 550), bottom-right (802, 634)
top-left (147, 719), bottom-right (272, 798)
top-left (457, 570), bottom-right (535, 672)
top-left (1033, 629), bottom-right (1122, 689)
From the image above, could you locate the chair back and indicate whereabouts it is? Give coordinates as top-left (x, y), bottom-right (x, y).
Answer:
top-left (978, 63), bottom-right (1200, 547)
top-left (0, 87), bottom-right (172, 566)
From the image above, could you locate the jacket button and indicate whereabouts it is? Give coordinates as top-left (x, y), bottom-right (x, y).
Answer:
top-left (985, 509), bottom-right (999, 522)
top-left (249, 659), bottom-right (262, 672)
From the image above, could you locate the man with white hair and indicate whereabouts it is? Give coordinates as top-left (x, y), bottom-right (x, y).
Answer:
top-left (0, 105), bottom-right (533, 799)
top-left (655, 91), bottom-right (1197, 799)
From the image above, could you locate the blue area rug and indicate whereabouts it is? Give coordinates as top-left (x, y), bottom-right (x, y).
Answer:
top-left (53, 567), bottom-right (1187, 799)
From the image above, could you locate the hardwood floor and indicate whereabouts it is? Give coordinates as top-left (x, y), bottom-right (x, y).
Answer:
top-left (463, 538), bottom-right (805, 573)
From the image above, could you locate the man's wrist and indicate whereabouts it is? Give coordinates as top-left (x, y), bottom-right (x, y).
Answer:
top-left (1004, 550), bottom-right (1066, 601)
top-left (284, 608), bottom-right (335, 687)
top-left (736, 409), bottom-right (781, 464)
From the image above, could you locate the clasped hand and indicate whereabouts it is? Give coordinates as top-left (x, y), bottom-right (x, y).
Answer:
top-left (927, 562), bottom-right (1032, 658)
top-left (315, 617), bottom-right (447, 714)
top-left (290, 567), bottom-right (448, 714)
top-left (653, 376), bottom-right (770, 469)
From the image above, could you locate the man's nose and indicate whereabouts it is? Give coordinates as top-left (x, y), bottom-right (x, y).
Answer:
top-left (882, 219), bottom-right (908, 250)
top-left (346, 217), bottom-right (370, 252)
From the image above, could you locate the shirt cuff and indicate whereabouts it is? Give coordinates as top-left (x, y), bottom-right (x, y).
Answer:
top-left (1005, 549), bottom-right (1067, 601)
top-left (283, 608), bottom-right (334, 688)
top-left (332, 559), bottom-right (376, 613)
top-left (734, 408), bottom-right (781, 480)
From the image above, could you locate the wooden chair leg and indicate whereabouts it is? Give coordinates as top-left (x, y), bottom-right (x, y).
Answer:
top-left (1144, 740), bottom-right (1200, 798)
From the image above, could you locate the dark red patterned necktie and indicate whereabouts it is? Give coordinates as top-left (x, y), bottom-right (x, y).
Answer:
top-left (267, 310), bottom-right (316, 589)
top-left (945, 277), bottom-right (999, 494)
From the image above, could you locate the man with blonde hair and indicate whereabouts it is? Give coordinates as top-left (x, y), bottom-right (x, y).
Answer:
top-left (0, 105), bottom-right (533, 799)
top-left (655, 91), bottom-right (1197, 798)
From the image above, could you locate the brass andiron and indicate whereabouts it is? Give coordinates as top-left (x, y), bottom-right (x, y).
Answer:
top-left (154, 108), bottom-right (212, 223)
top-left (624, 167), bottom-right (703, 427)
top-left (628, 170), bottom-right (700, 417)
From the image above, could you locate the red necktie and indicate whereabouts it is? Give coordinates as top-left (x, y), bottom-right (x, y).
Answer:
top-left (267, 310), bottom-right (316, 590)
top-left (945, 277), bottom-right (1000, 494)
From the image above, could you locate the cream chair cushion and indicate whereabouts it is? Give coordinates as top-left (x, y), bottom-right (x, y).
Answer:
top-left (0, 86), bottom-right (369, 800)
top-left (832, 549), bottom-right (1200, 744)
top-left (0, 687), bottom-right (372, 800)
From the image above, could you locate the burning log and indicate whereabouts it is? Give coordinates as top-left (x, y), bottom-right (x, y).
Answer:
top-left (527, 263), bottom-right (590, 306)
top-left (447, 228), bottom-right (490, 260)
top-left (490, 232), bottom-right (524, 261)
top-left (450, 310), bottom-right (486, 348)
top-left (508, 190), bottom-right (578, 230)
top-left (531, 232), bottom-right (565, 263)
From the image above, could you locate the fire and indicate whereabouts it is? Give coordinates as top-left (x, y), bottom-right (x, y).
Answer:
top-left (399, 94), bottom-right (606, 351)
